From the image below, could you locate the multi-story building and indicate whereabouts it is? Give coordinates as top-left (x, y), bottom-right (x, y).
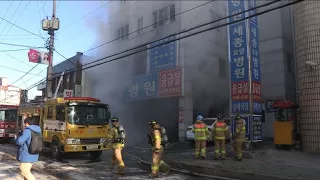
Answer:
top-left (82, 0), bottom-right (295, 145)
top-left (37, 52), bottom-right (91, 98)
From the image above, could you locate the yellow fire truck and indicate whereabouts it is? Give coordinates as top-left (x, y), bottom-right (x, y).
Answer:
top-left (18, 97), bottom-right (111, 160)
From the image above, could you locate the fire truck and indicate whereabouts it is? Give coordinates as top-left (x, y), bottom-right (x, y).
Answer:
top-left (19, 97), bottom-right (111, 160)
top-left (0, 85), bottom-right (21, 143)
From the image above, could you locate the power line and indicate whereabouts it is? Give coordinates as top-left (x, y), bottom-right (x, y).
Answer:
top-left (0, 64), bottom-right (43, 77)
top-left (60, 0), bottom-right (282, 75)
top-left (0, 1), bottom-right (31, 43)
top-left (0, 48), bottom-right (42, 53)
top-left (30, 0), bottom-right (300, 90)
top-left (0, 41), bottom-right (44, 48)
top-left (59, 1), bottom-right (111, 32)
top-left (0, 1), bottom-right (14, 30)
top-left (17, 67), bottom-right (47, 87)
top-left (82, 0), bottom-right (216, 54)
top-left (0, 0), bottom-right (23, 38)
top-left (10, 64), bottom-right (39, 85)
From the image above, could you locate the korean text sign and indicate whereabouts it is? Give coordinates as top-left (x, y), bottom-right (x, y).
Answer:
top-left (149, 36), bottom-right (177, 72)
top-left (231, 115), bottom-right (250, 140)
top-left (252, 115), bottom-right (262, 141)
top-left (159, 68), bottom-right (182, 97)
top-left (228, 0), bottom-right (249, 114)
top-left (124, 73), bottom-right (159, 101)
top-left (248, 0), bottom-right (262, 114)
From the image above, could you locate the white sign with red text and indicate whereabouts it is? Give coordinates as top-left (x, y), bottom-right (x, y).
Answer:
top-left (63, 89), bottom-right (73, 98)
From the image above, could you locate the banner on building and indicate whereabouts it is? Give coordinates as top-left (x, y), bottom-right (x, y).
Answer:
top-left (74, 85), bottom-right (82, 97)
top-left (148, 35), bottom-right (178, 73)
top-left (159, 68), bottom-right (182, 97)
top-left (252, 115), bottom-right (262, 141)
top-left (123, 68), bottom-right (182, 101)
top-left (28, 49), bottom-right (50, 65)
top-left (228, 0), bottom-right (261, 114)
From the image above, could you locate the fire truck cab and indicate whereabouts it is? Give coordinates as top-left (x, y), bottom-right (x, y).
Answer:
top-left (19, 97), bottom-right (111, 160)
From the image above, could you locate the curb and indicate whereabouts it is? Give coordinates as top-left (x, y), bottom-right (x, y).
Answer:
top-left (165, 160), bottom-right (299, 180)
top-left (125, 153), bottom-right (238, 180)
top-left (126, 153), bottom-right (300, 180)
top-left (1, 151), bottom-right (76, 180)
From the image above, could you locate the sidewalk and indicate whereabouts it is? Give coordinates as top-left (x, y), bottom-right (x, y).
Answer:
top-left (126, 142), bottom-right (320, 180)
top-left (0, 152), bottom-right (58, 180)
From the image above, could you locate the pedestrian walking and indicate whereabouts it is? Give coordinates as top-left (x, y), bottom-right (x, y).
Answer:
top-left (15, 117), bottom-right (42, 180)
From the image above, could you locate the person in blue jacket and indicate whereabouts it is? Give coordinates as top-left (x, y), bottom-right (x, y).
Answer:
top-left (15, 117), bottom-right (41, 180)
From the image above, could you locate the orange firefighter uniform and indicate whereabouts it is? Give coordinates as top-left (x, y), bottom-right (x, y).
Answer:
top-left (232, 115), bottom-right (246, 161)
top-left (107, 117), bottom-right (125, 174)
top-left (212, 116), bottom-right (229, 160)
top-left (192, 115), bottom-right (209, 159)
top-left (148, 120), bottom-right (170, 178)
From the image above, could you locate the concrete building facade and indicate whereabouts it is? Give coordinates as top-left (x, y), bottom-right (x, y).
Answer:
top-left (82, 0), bottom-right (296, 145)
top-left (293, 0), bottom-right (320, 154)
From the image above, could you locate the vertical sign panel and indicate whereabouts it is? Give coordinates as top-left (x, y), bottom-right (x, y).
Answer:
top-left (123, 73), bottom-right (159, 101)
top-left (159, 68), bottom-right (182, 97)
top-left (228, 0), bottom-right (250, 114)
top-left (248, 0), bottom-right (262, 114)
top-left (149, 36), bottom-right (177, 73)
top-left (252, 115), bottom-right (262, 141)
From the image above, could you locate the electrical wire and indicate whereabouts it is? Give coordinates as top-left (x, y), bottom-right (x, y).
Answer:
top-left (53, 0), bottom-right (284, 76)
top-left (0, 0), bottom-right (23, 38)
top-left (59, 1), bottom-right (111, 32)
top-left (0, 0), bottom-right (14, 29)
top-left (17, 67), bottom-right (47, 87)
top-left (0, 0), bottom-right (31, 43)
top-left (0, 48), bottom-right (42, 52)
top-left (0, 41), bottom-right (44, 48)
top-left (0, 64), bottom-right (43, 77)
top-left (10, 64), bottom-right (39, 85)
top-left (23, 0), bottom-right (302, 92)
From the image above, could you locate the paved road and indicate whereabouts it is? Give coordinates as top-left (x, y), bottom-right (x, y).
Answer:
top-left (0, 143), bottom-right (211, 180)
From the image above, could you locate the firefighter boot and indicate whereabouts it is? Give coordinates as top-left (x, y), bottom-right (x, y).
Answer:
top-left (116, 166), bottom-right (125, 174)
top-left (149, 173), bottom-right (159, 178)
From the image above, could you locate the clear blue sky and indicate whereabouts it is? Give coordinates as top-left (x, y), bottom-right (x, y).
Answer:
top-left (0, 0), bottom-right (107, 99)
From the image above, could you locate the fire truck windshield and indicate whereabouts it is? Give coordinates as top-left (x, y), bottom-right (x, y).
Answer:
top-left (67, 105), bottom-right (109, 126)
top-left (0, 110), bottom-right (17, 122)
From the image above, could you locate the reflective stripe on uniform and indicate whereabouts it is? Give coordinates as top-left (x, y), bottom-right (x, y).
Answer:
top-left (215, 136), bottom-right (225, 140)
top-left (155, 135), bottom-right (161, 139)
top-left (151, 165), bottom-right (159, 170)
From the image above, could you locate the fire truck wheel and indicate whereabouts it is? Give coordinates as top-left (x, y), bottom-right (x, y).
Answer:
top-left (89, 151), bottom-right (102, 161)
top-left (52, 140), bottom-right (62, 160)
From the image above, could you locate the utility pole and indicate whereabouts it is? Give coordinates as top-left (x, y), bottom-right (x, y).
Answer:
top-left (42, 0), bottom-right (59, 100)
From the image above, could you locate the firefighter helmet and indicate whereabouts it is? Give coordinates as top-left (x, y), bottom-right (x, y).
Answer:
top-left (197, 115), bottom-right (203, 120)
top-left (235, 114), bottom-right (241, 119)
top-left (217, 116), bottom-right (222, 120)
top-left (111, 116), bottom-right (119, 122)
top-left (148, 120), bottom-right (157, 125)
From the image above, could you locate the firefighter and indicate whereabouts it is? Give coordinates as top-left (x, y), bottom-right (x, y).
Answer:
top-left (148, 120), bottom-right (170, 178)
top-left (212, 116), bottom-right (229, 160)
top-left (232, 114), bottom-right (246, 161)
top-left (192, 115), bottom-right (209, 159)
top-left (107, 117), bottom-right (126, 174)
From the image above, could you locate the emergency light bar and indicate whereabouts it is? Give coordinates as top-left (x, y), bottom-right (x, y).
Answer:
top-left (64, 97), bottom-right (101, 102)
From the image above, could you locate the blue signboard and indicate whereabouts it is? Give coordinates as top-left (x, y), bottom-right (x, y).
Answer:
top-left (252, 115), bottom-right (262, 141)
top-left (227, 0), bottom-right (246, 23)
top-left (228, 0), bottom-right (249, 114)
top-left (231, 115), bottom-right (250, 140)
top-left (248, 0), bottom-right (262, 114)
top-left (149, 36), bottom-right (177, 73)
top-left (123, 73), bottom-right (159, 101)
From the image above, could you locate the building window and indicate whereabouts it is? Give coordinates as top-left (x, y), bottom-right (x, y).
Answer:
top-left (170, 4), bottom-right (175, 21)
top-left (47, 106), bottom-right (53, 120)
top-left (117, 24), bottom-right (129, 40)
top-left (117, 29), bottom-right (121, 39)
top-left (219, 59), bottom-right (227, 78)
top-left (56, 105), bottom-right (65, 121)
top-left (137, 17), bottom-right (143, 34)
top-left (153, 4), bottom-right (176, 29)
top-left (153, 11), bottom-right (158, 29)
